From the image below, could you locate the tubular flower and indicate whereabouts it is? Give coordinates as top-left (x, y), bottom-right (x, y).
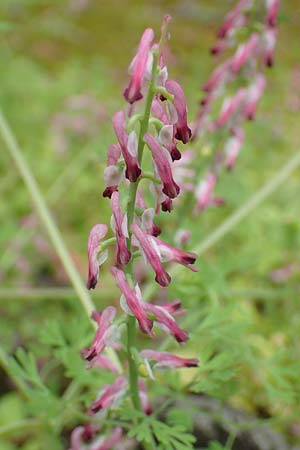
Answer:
top-left (165, 79), bottom-right (192, 143)
top-left (131, 223), bottom-right (171, 287)
top-left (138, 379), bottom-right (152, 414)
top-left (86, 354), bottom-right (119, 374)
top-left (144, 133), bottom-right (180, 199)
top-left (141, 350), bottom-right (199, 369)
top-left (142, 301), bottom-right (188, 343)
top-left (69, 426), bottom-right (85, 450)
top-left (87, 224), bottom-right (108, 289)
top-left (158, 124), bottom-right (182, 161)
top-left (266, 0), bottom-right (279, 27)
top-left (123, 28), bottom-right (155, 104)
top-left (217, 0), bottom-right (253, 39)
top-left (112, 110), bottom-right (141, 182)
top-left (202, 58), bottom-right (233, 93)
top-left (103, 144), bottom-right (123, 198)
top-left (262, 27), bottom-right (277, 67)
top-left (110, 266), bottom-right (154, 335)
top-left (152, 236), bottom-right (198, 272)
top-left (215, 88), bottom-right (246, 129)
top-left (231, 33), bottom-right (260, 73)
top-left (245, 74), bottom-right (266, 120)
top-left (89, 427), bottom-right (123, 450)
top-left (224, 128), bottom-right (244, 170)
top-left (81, 307), bottom-right (117, 361)
top-left (194, 172), bottom-right (224, 212)
top-left (110, 191), bottom-right (131, 265)
top-left (90, 375), bottom-right (127, 414)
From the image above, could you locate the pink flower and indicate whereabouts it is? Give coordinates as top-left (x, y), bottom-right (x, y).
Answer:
top-left (224, 128), bottom-right (244, 170)
top-left (151, 236), bottom-right (198, 272)
top-left (112, 111), bottom-right (141, 182)
top-left (103, 144), bottom-right (123, 198)
top-left (144, 133), bottom-right (180, 199)
top-left (151, 97), bottom-right (169, 123)
top-left (131, 223), bottom-right (171, 287)
top-left (158, 124), bottom-right (182, 161)
top-left (245, 74), bottom-right (266, 120)
top-left (215, 88), bottom-right (246, 129)
top-left (124, 28), bottom-right (154, 104)
top-left (110, 191), bottom-right (131, 265)
top-left (217, 0), bottom-right (253, 39)
top-left (174, 229), bottom-right (191, 247)
top-left (81, 307), bottom-right (117, 361)
top-left (86, 354), bottom-right (119, 374)
top-left (89, 427), bottom-right (123, 450)
top-left (194, 172), bottom-right (224, 212)
top-left (262, 27), bottom-right (277, 67)
top-left (231, 33), bottom-right (260, 73)
top-left (141, 350), bottom-right (198, 369)
top-left (202, 58), bottom-right (232, 93)
top-left (87, 224), bottom-right (108, 289)
top-left (159, 299), bottom-right (186, 316)
top-left (142, 301), bottom-right (188, 343)
top-left (266, 0), bottom-right (279, 27)
top-left (138, 379), bottom-right (152, 414)
top-left (161, 197), bottom-right (173, 213)
top-left (165, 80), bottom-right (191, 143)
top-left (69, 426), bottom-right (85, 450)
top-left (110, 266), bottom-right (154, 335)
top-left (90, 375), bottom-right (127, 413)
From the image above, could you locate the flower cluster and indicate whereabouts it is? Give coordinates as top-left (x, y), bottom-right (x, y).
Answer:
top-left (190, 0), bottom-right (279, 212)
top-left (70, 17), bottom-right (199, 448)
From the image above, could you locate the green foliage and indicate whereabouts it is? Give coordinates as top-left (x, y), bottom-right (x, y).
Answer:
top-left (120, 408), bottom-right (195, 450)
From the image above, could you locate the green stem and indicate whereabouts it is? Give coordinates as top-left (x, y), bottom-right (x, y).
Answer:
top-left (0, 109), bottom-right (122, 373)
top-left (125, 52), bottom-right (159, 450)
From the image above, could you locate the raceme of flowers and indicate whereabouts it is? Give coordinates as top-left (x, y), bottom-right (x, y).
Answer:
top-left (70, 16), bottom-right (199, 449)
top-left (191, 0), bottom-right (279, 213)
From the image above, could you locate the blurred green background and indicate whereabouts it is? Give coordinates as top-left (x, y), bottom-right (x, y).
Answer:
top-left (1, 0), bottom-right (300, 449)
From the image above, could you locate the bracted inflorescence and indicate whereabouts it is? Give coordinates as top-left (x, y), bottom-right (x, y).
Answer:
top-left (189, 0), bottom-right (280, 214)
top-left (71, 16), bottom-right (198, 449)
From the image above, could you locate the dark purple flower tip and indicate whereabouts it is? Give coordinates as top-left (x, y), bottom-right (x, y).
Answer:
top-left (125, 165), bottom-right (141, 182)
top-left (174, 127), bottom-right (192, 145)
top-left (102, 186), bottom-right (118, 198)
top-left (152, 223), bottom-right (162, 237)
top-left (165, 79), bottom-right (191, 144)
top-left (155, 271), bottom-right (171, 288)
top-left (161, 198), bottom-right (173, 212)
top-left (170, 146), bottom-right (182, 161)
top-left (86, 224), bottom-right (108, 290)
